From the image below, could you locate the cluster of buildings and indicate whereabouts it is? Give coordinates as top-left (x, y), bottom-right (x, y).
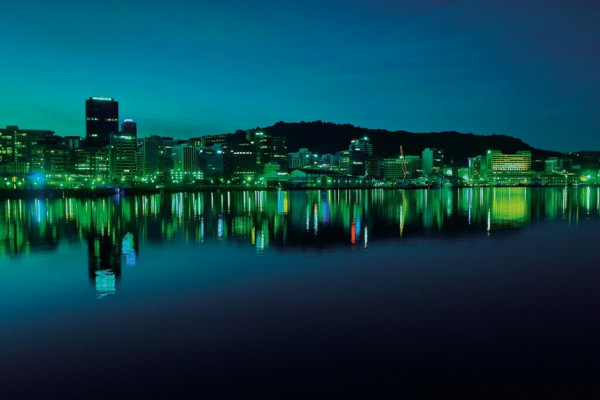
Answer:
top-left (0, 97), bottom-right (595, 189)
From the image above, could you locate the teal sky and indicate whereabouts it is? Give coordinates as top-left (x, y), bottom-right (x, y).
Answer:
top-left (0, 0), bottom-right (598, 151)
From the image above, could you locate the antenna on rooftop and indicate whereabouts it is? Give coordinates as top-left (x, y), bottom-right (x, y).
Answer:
top-left (400, 146), bottom-right (408, 183)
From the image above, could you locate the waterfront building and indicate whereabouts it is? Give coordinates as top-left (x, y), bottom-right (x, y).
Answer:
top-left (75, 146), bottom-right (110, 176)
top-left (382, 158), bottom-right (404, 181)
top-left (200, 133), bottom-right (229, 148)
top-left (247, 131), bottom-right (287, 168)
top-left (349, 137), bottom-right (372, 176)
top-left (199, 146), bottom-right (224, 178)
top-left (263, 162), bottom-right (281, 174)
top-left (422, 148), bottom-right (444, 175)
top-left (172, 144), bottom-right (184, 173)
top-left (545, 157), bottom-right (561, 173)
top-left (484, 150), bottom-right (534, 185)
top-left (140, 136), bottom-right (166, 176)
top-left (85, 97), bottom-right (118, 146)
top-left (0, 126), bottom-right (55, 174)
top-left (288, 169), bottom-right (364, 188)
top-left (183, 146), bottom-right (199, 172)
top-left (468, 156), bottom-right (483, 184)
top-left (46, 147), bottom-right (69, 174)
top-left (109, 133), bottom-right (137, 181)
top-left (337, 150), bottom-right (351, 175)
top-left (404, 155), bottom-right (422, 178)
top-left (225, 142), bottom-right (258, 181)
top-left (287, 148), bottom-right (314, 169)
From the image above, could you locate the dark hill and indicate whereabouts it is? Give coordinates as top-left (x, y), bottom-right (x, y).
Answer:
top-left (255, 121), bottom-right (562, 166)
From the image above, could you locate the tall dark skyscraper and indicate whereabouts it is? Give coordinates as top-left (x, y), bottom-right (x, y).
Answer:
top-left (85, 97), bottom-right (118, 146)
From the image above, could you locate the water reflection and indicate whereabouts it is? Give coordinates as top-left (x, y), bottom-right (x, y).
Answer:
top-left (1, 187), bottom-right (599, 296)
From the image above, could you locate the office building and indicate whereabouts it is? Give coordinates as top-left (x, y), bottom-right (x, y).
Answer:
top-left (109, 133), bottom-right (137, 180)
top-left (0, 126), bottom-right (55, 173)
top-left (484, 150), bottom-right (533, 185)
top-left (422, 148), bottom-right (444, 175)
top-left (349, 137), bottom-right (373, 176)
top-left (121, 119), bottom-right (137, 138)
top-left (85, 97), bottom-right (119, 146)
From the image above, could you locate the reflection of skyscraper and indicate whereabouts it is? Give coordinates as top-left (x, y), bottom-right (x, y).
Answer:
top-left (86, 97), bottom-right (119, 146)
top-left (87, 229), bottom-right (122, 299)
top-left (122, 233), bottom-right (137, 267)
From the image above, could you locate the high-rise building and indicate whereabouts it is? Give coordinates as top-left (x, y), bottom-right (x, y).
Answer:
top-left (121, 119), bottom-right (137, 138)
top-left (422, 148), bottom-right (444, 175)
top-left (85, 97), bottom-right (119, 146)
top-left (287, 148), bottom-right (314, 169)
top-left (0, 126), bottom-right (55, 173)
top-left (141, 135), bottom-right (165, 176)
top-left (109, 133), bottom-right (137, 180)
top-left (349, 137), bottom-right (372, 176)
top-left (199, 146), bottom-right (224, 178)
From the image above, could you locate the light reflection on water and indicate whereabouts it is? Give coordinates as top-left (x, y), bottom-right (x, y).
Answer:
top-left (0, 187), bottom-right (599, 397)
top-left (1, 188), bottom-right (599, 292)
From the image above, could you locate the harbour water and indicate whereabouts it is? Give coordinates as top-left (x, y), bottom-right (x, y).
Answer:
top-left (1, 187), bottom-right (598, 398)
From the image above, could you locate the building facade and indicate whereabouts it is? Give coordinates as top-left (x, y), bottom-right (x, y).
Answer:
top-left (85, 97), bottom-right (119, 146)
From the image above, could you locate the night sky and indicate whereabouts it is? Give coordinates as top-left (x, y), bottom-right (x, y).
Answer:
top-left (1, 0), bottom-right (598, 151)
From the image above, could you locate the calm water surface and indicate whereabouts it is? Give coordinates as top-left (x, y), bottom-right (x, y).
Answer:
top-left (1, 188), bottom-right (598, 398)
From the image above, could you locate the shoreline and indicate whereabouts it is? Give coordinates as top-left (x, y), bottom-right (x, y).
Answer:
top-left (0, 184), bottom-right (597, 199)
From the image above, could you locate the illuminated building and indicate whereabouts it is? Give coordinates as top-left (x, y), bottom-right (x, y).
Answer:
top-left (85, 97), bottom-right (119, 146)
top-left (484, 150), bottom-right (534, 185)
top-left (161, 137), bottom-right (176, 171)
top-left (545, 157), bottom-right (561, 173)
top-left (141, 135), bottom-right (165, 176)
top-left (287, 148), bottom-right (314, 169)
top-left (349, 137), bottom-right (372, 176)
top-left (263, 162), bottom-right (281, 175)
top-left (199, 146), bottom-right (224, 178)
top-left (121, 119), bottom-right (137, 138)
top-left (486, 150), bottom-right (531, 171)
top-left (75, 147), bottom-right (110, 176)
top-left (109, 133), bottom-right (137, 180)
top-left (382, 158), bottom-right (404, 180)
top-left (468, 156), bottom-right (483, 183)
top-left (247, 131), bottom-right (287, 168)
top-left (422, 148), bottom-right (444, 175)
top-left (0, 126), bottom-right (55, 173)
top-left (226, 142), bottom-right (257, 181)
top-left (47, 148), bottom-right (69, 174)
top-left (288, 169), bottom-right (362, 187)
top-left (183, 146), bottom-right (199, 172)
top-left (337, 150), bottom-right (351, 174)
top-left (199, 133), bottom-right (229, 148)
top-left (404, 155), bottom-right (421, 177)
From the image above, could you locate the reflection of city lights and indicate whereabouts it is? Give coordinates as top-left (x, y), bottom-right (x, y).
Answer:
top-left (217, 215), bottom-right (224, 239)
top-left (306, 204), bottom-right (310, 232)
top-left (122, 233), bottom-right (136, 267)
top-left (95, 270), bottom-right (116, 299)
top-left (1, 188), bottom-right (600, 269)
top-left (313, 203), bottom-right (318, 235)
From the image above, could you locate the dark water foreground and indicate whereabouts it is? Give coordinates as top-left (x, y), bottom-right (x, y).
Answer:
top-left (0, 188), bottom-right (598, 398)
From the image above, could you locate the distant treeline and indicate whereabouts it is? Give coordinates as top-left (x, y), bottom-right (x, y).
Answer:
top-left (250, 121), bottom-right (573, 167)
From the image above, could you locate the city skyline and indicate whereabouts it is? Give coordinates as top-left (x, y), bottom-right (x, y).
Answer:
top-left (1, 1), bottom-right (599, 151)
